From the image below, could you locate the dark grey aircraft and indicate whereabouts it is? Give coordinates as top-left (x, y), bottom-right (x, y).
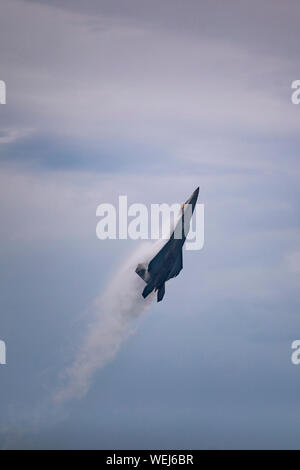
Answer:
top-left (135, 187), bottom-right (199, 302)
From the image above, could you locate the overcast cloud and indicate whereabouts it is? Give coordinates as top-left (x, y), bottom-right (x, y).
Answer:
top-left (0, 0), bottom-right (300, 449)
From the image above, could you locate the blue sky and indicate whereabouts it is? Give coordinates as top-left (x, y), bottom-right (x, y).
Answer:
top-left (0, 0), bottom-right (300, 449)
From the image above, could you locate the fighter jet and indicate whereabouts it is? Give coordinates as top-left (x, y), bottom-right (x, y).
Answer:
top-left (135, 187), bottom-right (199, 302)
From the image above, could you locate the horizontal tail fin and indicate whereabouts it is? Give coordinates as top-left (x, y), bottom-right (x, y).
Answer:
top-left (142, 282), bottom-right (155, 298)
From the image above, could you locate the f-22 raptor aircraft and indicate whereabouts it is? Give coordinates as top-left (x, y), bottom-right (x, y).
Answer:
top-left (135, 187), bottom-right (199, 302)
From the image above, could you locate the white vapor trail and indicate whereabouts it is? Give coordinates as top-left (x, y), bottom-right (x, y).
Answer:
top-left (54, 241), bottom-right (158, 403)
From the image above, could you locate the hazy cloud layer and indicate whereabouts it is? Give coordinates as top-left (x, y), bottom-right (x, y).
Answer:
top-left (0, 0), bottom-right (300, 449)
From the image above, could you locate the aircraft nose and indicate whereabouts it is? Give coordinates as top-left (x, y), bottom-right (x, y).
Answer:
top-left (192, 187), bottom-right (199, 200)
top-left (185, 187), bottom-right (199, 208)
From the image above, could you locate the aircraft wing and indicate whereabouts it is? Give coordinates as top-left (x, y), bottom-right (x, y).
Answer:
top-left (148, 238), bottom-right (173, 275)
